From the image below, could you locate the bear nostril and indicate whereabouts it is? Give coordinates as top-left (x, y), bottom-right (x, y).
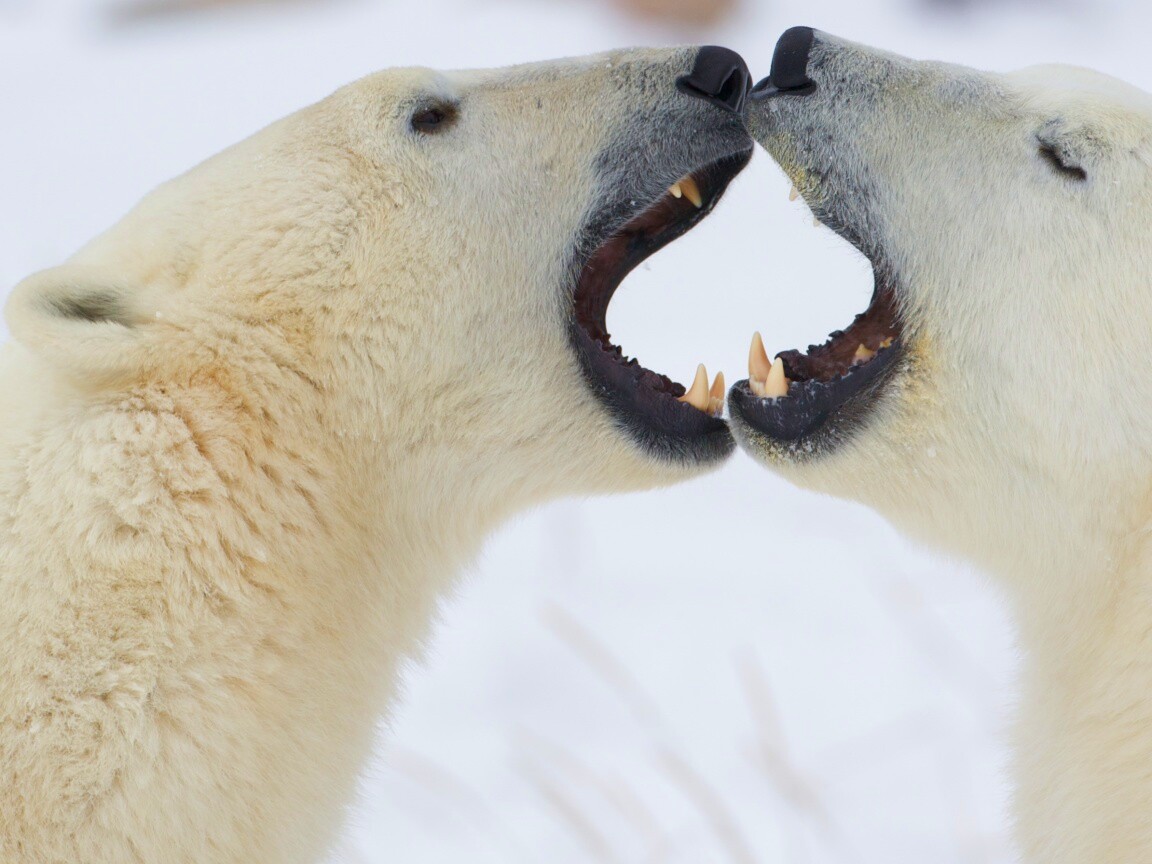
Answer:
top-left (676, 46), bottom-right (751, 114)
top-left (751, 26), bottom-right (817, 99)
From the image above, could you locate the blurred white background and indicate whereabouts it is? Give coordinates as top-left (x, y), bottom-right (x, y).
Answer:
top-left (1, 0), bottom-right (1144, 861)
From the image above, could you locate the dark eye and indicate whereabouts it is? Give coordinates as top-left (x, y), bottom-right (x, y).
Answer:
top-left (1038, 141), bottom-right (1087, 182)
top-left (410, 102), bottom-right (458, 135)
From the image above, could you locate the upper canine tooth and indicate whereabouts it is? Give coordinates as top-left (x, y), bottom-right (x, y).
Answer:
top-left (765, 357), bottom-right (790, 398)
top-left (680, 176), bottom-right (703, 208)
top-left (789, 186), bottom-right (800, 202)
top-left (679, 363), bottom-right (711, 412)
top-left (708, 371), bottom-right (726, 417)
top-left (749, 331), bottom-right (771, 385)
top-left (669, 182), bottom-right (683, 199)
top-left (853, 343), bottom-right (876, 364)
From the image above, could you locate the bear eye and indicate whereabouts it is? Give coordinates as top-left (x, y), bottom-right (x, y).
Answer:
top-left (1037, 140), bottom-right (1087, 182)
top-left (410, 102), bottom-right (458, 135)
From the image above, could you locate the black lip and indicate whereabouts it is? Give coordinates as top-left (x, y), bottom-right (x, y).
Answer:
top-left (728, 266), bottom-right (905, 452)
top-left (733, 24), bottom-right (904, 456)
top-left (569, 147), bottom-right (752, 465)
top-left (730, 338), bottom-right (902, 444)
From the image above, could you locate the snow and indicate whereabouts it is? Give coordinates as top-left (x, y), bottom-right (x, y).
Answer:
top-left (0, 0), bottom-right (1138, 860)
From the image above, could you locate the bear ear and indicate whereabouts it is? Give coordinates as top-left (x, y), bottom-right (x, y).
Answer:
top-left (5, 264), bottom-right (152, 385)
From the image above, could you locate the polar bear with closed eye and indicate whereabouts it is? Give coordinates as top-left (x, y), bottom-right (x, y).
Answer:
top-left (734, 26), bottom-right (1152, 863)
top-left (0, 48), bottom-right (753, 863)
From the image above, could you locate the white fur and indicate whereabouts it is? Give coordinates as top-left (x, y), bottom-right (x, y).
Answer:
top-left (741, 34), bottom-right (1152, 863)
top-left (0, 51), bottom-right (730, 862)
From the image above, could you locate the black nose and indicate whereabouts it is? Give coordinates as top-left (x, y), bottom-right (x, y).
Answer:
top-left (751, 26), bottom-right (816, 98)
top-left (676, 46), bottom-right (751, 114)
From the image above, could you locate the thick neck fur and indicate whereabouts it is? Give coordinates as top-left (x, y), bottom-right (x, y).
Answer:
top-left (851, 418), bottom-right (1152, 863)
top-left (0, 334), bottom-right (487, 863)
top-left (1007, 525), bottom-right (1152, 864)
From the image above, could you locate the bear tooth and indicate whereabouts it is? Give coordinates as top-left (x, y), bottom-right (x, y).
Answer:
top-left (765, 357), bottom-right (790, 398)
top-left (680, 176), bottom-right (704, 208)
top-left (709, 370), bottom-right (726, 399)
top-left (708, 371), bottom-right (726, 417)
top-left (879, 336), bottom-right (894, 349)
top-left (789, 186), bottom-right (800, 202)
top-left (669, 182), bottom-right (683, 199)
top-left (678, 363), bottom-right (711, 411)
top-left (749, 331), bottom-right (772, 386)
top-left (853, 343), bottom-right (876, 364)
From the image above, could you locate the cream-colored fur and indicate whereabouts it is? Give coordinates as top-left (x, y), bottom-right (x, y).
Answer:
top-left (0, 52), bottom-right (743, 862)
top-left (739, 33), bottom-right (1152, 863)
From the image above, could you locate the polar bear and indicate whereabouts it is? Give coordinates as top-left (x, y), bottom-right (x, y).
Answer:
top-left (731, 26), bottom-right (1152, 863)
top-left (0, 48), bottom-right (752, 863)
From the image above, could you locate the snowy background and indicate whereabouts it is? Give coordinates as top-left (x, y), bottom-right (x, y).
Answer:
top-left (2, 0), bottom-right (1146, 861)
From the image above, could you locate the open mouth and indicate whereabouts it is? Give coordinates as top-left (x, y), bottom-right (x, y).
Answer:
top-left (570, 148), bottom-right (751, 463)
top-left (729, 190), bottom-right (905, 449)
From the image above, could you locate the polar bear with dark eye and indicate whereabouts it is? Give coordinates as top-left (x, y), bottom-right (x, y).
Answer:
top-left (0, 49), bottom-right (752, 863)
top-left (734, 26), bottom-right (1152, 864)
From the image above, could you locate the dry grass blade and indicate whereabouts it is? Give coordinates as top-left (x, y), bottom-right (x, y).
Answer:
top-left (544, 604), bottom-right (664, 731)
top-left (739, 653), bottom-right (832, 824)
top-left (545, 605), bottom-right (759, 864)
top-left (522, 731), bottom-right (670, 858)
top-left (654, 745), bottom-right (760, 864)
top-left (875, 569), bottom-right (999, 712)
top-left (520, 756), bottom-right (625, 864)
top-left (386, 747), bottom-right (524, 862)
top-left (739, 652), bottom-right (859, 862)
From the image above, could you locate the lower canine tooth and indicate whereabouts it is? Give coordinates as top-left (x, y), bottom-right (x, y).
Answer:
top-left (749, 331), bottom-right (771, 384)
top-left (709, 370), bottom-right (725, 399)
top-left (678, 363), bottom-right (711, 412)
top-left (765, 357), bottom-right (790, 398)
top-left (789, 186), bottom-right (800, 202)
top-left (680, 176), bottom-right (703, 208)
top-left (708, 371), bottom-right (726, 417)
